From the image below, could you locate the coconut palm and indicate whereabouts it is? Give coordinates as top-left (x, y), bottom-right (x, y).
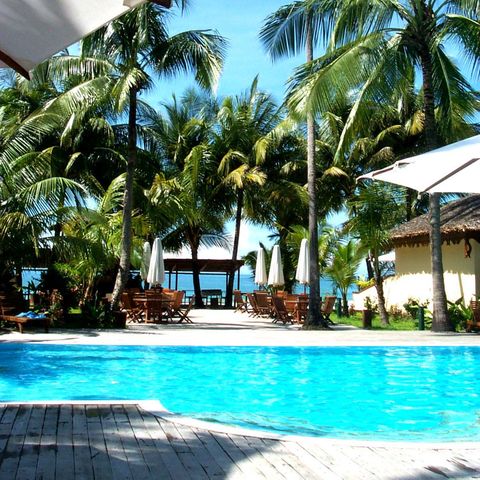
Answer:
top-left (326, 239), bottom-right (366, 316)
top-left (287, 0), bottom-right (479, 331)
top-left (214, 77), bottom-right (284, 307)
top-left (81, 2), bottom-right (227, 308)
top-left (260, 1), bottom-right (337, 327)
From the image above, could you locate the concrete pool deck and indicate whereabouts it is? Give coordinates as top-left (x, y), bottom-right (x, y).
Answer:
top-left (1, 309), bottom-right (480, 479)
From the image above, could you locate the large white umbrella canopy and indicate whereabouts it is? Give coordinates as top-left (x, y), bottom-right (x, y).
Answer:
top-left (147, 238), bottom-right (165, 287)
top-left (0, 0), bottom-right (170, 78)
top-left (295, 239), bottom-right (309, 285)
top-left (268, 245), bottom-right (285, 287)
top-left (254, 247), bottom-right (267, 286)
top-left (140, 241), bottom-right (151, 281)
top-left (358, 134), bottom-right (480, 194)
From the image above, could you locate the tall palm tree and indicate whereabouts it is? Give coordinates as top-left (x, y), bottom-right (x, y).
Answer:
top-left (260, 1), bottom-right (335, 327)
top-left (82, 2), bottom-right (227, 308)
top-left (214, 77), bottom-right (281, 307)
top-left (287, 0), bottom-right (479, 331)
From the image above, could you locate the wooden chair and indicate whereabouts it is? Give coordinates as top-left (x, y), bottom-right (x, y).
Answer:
top-left (233, 290), bottom-right (249, 313)
top-left (246, 293), bottom-right (260, 317)
top-left (145, 294), bottom-right (174, 323)
top-left (121, 292), bottom-right (143, 323)
top-left (321, 296), bottom-right (337, 324)
top-left (271, 296), bottom-right (294, 324)
top-left (177, 296), bottom-right (194, 323)
top-left (254, 291), bottom-right (273, 317)
top-left (467, 300), bottom-right (480, 332)
top-left (170, 290), bottom-right (185, 319)
top-left (294, 299), bottom-right (308, 324)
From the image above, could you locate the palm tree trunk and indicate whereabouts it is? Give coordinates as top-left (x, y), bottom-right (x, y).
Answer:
top-left (373, 255), bottom-right (389, 325)
top-left (226, 189), bottom-right (243, 308)
top-left (304, 9), bottom-right (326, 328)
top-left (342, 290), bottom-right (348, 316)
top-left (111, 86), bottom-right (137, 309)
top-left (191, 240), bottom-right (204, 308)
top-left (419, 21), bottom-right (452, 331)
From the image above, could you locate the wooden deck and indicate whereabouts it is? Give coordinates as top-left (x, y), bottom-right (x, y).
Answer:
top-left (0, 404), bottom-right (479, 479)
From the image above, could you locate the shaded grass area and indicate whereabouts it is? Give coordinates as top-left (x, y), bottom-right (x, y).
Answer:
top-left (331, 312), bottom-right (418, 331)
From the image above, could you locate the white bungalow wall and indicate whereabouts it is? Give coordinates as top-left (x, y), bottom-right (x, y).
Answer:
top-left (351, 240), bottom-right (480, 311)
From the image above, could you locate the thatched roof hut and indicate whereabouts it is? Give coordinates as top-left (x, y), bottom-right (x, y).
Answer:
top-left (390, 195), bottom-right (480, 247)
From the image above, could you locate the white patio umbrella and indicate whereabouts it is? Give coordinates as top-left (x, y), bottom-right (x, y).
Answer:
top-left (268, 245), bottom-right (285, 288)
top-left (254, 247), bottom-right (267, 287)
top-left (0, 0), bottom-right (170, 78)
top-left (140, 241), bottom-right (151, 281)
top-left (358, 134), bottom-right (480, 194)
top-left (295, 239), bottom-right (310, 287)
top-left (147, 238), bottom-right (165, 287)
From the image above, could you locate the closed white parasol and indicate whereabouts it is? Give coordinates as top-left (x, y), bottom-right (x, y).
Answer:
top-left (254, 247), bottom-right (267, 286)
top-left (268, 245), bottom-right (285, 287)
top-left (140, 241), bottom-right (151, 281)
top-left (147, 238), bottom-right (165, 287)
top-left (295, 238), bottom-right (309, 285)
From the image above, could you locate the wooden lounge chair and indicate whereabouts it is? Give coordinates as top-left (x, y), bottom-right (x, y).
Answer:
top-left (467, 300), bottom-right (480, 332)
top-left (321, 296), bottom-right (337, 324)
top-left (271, 296), bottom-right (294, 324)
top-left (177, 296), bottom-right (194, 323)
top-left (233, 290), bottom-right (249, 313)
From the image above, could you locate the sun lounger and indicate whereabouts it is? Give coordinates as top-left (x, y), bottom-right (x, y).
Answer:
top-left (0, 312), bottom-right (50, 333)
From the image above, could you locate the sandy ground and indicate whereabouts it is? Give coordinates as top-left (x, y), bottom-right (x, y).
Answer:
top-left (2, 308), bottom-right (480, 346)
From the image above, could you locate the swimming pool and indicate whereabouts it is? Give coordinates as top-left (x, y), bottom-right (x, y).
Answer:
top-left (1, 344), bottom-right (479, 442)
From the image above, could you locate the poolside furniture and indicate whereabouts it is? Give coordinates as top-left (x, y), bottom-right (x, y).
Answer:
top-left (233, 290), bottom-right (249, 313)
top-left (144, 294), bottom-right (174, 323)
top-left (201, 289), bottom-right (223, 307)
top-left (294, 299), bottom-right (309, 323)
top-left (271, 296), bottom-right (293, 324)
top-left (254, 291), bottom-right (273, 317)
top-left (0, 311), bottom-right (50, 334)
top-left (170, 290), bottom-right (185, 319)
top-left (467, 300), bottom-right (480, 332)
top-left (176, 296), bottom-right (194, 323)
top-left (321, 296), bottom-right (337, 324)
top-left (246, 293), bottom-right (260, 317)
top-left (121, 292), bottom-right (144, 323)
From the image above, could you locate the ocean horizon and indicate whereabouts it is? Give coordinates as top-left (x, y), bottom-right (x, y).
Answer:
top-left (22, 268), bottom-right (354, 300)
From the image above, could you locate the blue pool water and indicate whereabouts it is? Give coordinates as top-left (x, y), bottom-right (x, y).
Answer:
top-left (1, 344), bottom-right (479, 442)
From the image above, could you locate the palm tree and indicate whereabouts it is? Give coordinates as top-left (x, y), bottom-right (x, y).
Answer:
top-left (326, 239), bottom-right (365, 316)
top-left (287, 0), bottom-right (479, 331)
top-left (214, 77), bottom-right (282, 307)
top-left (346, 183), bottom-right (404, 325)
top-left (260, 1), bottom-right (336, 327)
top-left (147, 91), bottom-right (229, 307)
top-left (81, 2), bottom-right (227, 308)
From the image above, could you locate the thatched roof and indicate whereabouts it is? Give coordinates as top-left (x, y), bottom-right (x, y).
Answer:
top-left (390, 195), bottom-right (480, 247)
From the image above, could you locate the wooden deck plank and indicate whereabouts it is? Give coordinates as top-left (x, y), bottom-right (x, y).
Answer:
top-left (72, 405), bottom-right (95, 480)
top-left (36, 405), bottom-right (59, 480)
top-left (191, 427), bottom-right (244, 478)
top-left (15, 405), bottom-right (45, 480)
top-left (0, 404), bottom-right (32, 479)
top-left (138, 409), bottom-right (189, 479)
top-left (85, 405), bottom-right (114, 480)
top-left (100, 405), bottom-right (135, 480)
top-left (56, 404), bottom-right (75, 479)
top-left (160, 421), bottom-right (209, 479)
top-left (125, 405), bottom-right (172, 479)
top-left (212, 431), bottom-right (266, 478)
top-left (111, 404), bottom-right (153, 480)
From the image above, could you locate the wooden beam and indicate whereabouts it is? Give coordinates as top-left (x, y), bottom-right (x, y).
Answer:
top-left (0, 49), bottom-right (29, 79)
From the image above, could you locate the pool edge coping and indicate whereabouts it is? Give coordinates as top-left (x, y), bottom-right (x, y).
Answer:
top-left (3, 400), bottom-right (479, 449)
